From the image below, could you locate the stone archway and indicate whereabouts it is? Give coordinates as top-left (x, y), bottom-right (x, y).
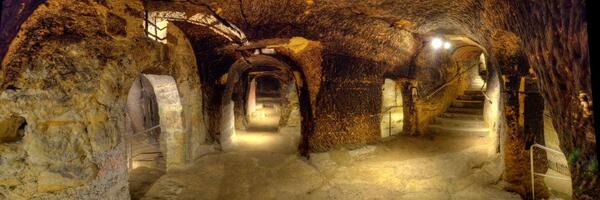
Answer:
top-left (126, 74), bottom-right (184, 170)
top-left (220, 55), bottom-right (308, 152)
top-left (143, 10), bottom-right (247, 44)
top-left (247, 75), bottom-right (283, 129)
top-left (126, 75), bottom-right (163, 170)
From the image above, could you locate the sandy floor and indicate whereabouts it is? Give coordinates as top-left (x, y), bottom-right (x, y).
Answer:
top-left (233, 127), bottom-right (300, 154)
top-left (139, 132), bottom-right (522, 200)
top-left (129, 166), bottom-right (166, 200)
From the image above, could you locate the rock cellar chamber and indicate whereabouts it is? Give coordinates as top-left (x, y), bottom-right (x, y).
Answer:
top-left (0, 0), bottom-right (598, 199)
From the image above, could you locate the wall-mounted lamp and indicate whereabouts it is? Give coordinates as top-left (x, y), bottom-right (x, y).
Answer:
top-left (431, 37), bottom-right (452, 50)
top-left (443, 42), bottom-right (451, 49)
top-left (431, 38), bottom-right (443, 49)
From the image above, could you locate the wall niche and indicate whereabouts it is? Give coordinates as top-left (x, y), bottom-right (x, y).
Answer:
top-left (0, 115), bottom-right (27, 143)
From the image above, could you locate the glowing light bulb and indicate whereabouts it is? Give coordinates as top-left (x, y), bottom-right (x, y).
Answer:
top-left (431, 38), bottom-right (443, 49)
top-left (443, 42), bottom-right (451, 49)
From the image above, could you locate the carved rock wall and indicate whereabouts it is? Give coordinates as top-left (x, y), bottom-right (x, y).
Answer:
top-left (0, 0), bottom-right (206, 199)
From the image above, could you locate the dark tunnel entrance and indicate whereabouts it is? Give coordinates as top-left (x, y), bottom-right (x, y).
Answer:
top-left (246, 75), bottom-right (284, 131)
top-left (220, 56), bottom-right (303, 154)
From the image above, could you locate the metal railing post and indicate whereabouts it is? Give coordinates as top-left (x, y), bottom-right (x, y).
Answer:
top-left (127, 124), bottom-right (161, 170)
top-left (480, 81), bottom-right (492, 104)
top-left (423, 64), bottom-right (479, 100)
top-left (381, 105), bottom-right (403, 137)
top-left (531, 144), bottom-right (536, 200)
top-left (128, 136), bottom-right (133, 170)
top-left (530, 143), bottom-right (571, 200)
top-left (388, 110), bottom-right (392, 137)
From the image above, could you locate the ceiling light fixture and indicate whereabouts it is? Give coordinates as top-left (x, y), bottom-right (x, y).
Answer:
top-left (431, 37), bottom-right (443, 49)
top-left (443, 42), bottom-right (452, 49)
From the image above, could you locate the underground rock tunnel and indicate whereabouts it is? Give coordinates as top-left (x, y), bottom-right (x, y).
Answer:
top-left (0, 0), bottom-right (598, 199)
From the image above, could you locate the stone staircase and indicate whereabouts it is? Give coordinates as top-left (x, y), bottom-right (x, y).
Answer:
top-left (428, 76), bottom-right (489, 136)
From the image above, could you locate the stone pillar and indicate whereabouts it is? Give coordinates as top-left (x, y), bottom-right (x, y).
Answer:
top-left (502, 72), bottom-right (548, 199)
top-left (279, 82), bottom-right (297, 127)
top-left (524, 77), bottom-right (547, 164)
top-left (401, 80), bottom-right (418, 135)
top-left (143, 74), bottom-right (185, 170)
top-left (233, 80), bottom-right (247, 130)
top-left (247, 78), bottom-right (257, 118)
top-left (308, 55), bottom-right (382, 151)
top-left (220, 101), bottom-right (236, 151)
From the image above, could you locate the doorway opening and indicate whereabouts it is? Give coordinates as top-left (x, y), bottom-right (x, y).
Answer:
top-left (234, 73), bottom-right (301, 153)
top-left (125, 74), bottom-right (184, 199)
top-left (380, 79), bottom-right (403, 139)
top-left (220, 55), bottom-right (304, 154)
top-left (126, 75), bottom-right (164, 170)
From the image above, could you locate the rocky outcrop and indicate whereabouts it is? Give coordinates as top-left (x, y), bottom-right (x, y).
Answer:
top-left (0, 0), bottom-right (206, 199)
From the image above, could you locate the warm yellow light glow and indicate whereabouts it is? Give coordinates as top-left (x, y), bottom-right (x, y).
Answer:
top-left (231, 128), bottom-right (238, 144)
top-left (132, 161), bottom-right (140, 169)
top-left (443, 42), bottom-right (452, 49)
top-left (248, 104), bottom-right (281, 127)
top-left (431, 37), bottom-right (443, 49)
top-left (144, 19), bottom-right (168, 44)
top-left (235, 133), bottom-right (278, 147)
top-left (391, 113), bottom-right (404, 122)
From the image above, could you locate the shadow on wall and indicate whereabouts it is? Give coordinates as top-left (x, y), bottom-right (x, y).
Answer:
top-left (0, 0), bottom-right (45, 62)
top-left (0, 115), bottom-right (27, 143)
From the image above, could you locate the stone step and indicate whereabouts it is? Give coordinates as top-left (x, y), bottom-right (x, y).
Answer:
top-left (470, 82), bottom-right (484, 87)
top-left (468, 86), bottom-right (484, 91)
top-left (434, 117), bottom-right (486, 128)
top-left (132, 152), bottom-right (163, 161)
top-left (428, 124), bottom-right (489, 136)
top-left (440, 112), bottom-right (484, 120)
top-left (457, 95), bottom-right (485, 101)
top-left (471, 80), bottom-right (485, 84)
top-left (447, 107), bottom-right (483, 115)
top-left (451, 100), bottom-right (484, 108)
top-left (463, 90), bottom-right (484, 95)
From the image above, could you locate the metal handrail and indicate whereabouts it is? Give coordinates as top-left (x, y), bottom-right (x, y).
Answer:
top-left (530, 143), bottom-right (571, 200)
top-left (129, 124), bottom-right (161, 137)
top-left (480, 81), bottom-right (493, 104)
top-left (383, 105), bottom-right (404, 137)
top-left (128, 124), bottom-right (162, 170)
top-left (132, 151), bottom-right (162, 158)
top-left (383, 105), bottom-right (403, 113)
top-left (423, 64), bottom-right (479, 100)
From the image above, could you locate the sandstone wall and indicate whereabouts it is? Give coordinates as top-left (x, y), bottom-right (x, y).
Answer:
top-left (0, 0), bottom-right (206, 199)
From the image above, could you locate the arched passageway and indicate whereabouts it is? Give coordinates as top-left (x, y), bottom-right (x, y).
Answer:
top-left (125, 74), bottom-right (185, 199)
top-left (220, 55), bottom-right (304, 153)
top-left (246, 75), bottom-right (284, 130)
top-left (126, 74), bottom-right (185, 170)
top-left (126, 74), bottom-right (164, 170)
top-left (0, 0), bottom-right (596, 199)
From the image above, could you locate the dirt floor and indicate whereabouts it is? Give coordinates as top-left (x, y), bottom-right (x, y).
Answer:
top-left (129, 166), bottom-right (166, 200)
top-left (138, 131), bottom-right (523, 200)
